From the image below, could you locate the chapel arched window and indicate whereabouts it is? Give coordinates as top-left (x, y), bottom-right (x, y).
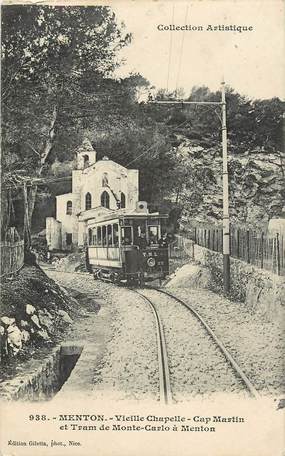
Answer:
top-left (101, 191), bottom-right (110, 209)
top-left (85, 192), bottom-right (92, 210)
top-left (83, 154), bottom-right (89, 168)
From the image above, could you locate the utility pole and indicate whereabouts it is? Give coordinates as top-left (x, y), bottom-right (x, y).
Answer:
top-left (148, 79), bottom-right (230, 293)
top-left (221, 79), bottom-right (230, 293)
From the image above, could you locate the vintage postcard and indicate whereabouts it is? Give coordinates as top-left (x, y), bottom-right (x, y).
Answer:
top-left (0, 1), bottom-right (284, 455)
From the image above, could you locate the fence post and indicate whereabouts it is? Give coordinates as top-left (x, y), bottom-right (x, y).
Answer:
top-left (194, 227), bottom-right (197, 244)
top-left (246, 230), bottom-right (250, 263)
top-left (260, 232), bottom-right (264, 269)
top-left (276, 233), bottom-right (280, 276)
top-left (281, 236), bottom-right (284, 272)
top-left (237, 229), bottom-right (240, 258)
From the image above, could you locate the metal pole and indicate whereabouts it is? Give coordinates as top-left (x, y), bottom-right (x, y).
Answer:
top-left (221, 80), bottom-right (230, 293)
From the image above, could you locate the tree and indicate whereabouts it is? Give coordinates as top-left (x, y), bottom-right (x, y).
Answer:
top-left (2, 5), bottom-right (131, 246)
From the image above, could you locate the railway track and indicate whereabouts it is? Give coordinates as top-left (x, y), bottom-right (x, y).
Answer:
top-left (43, 268), bottom-right (261, 401)
top-left (132, 286), bottom-right (260, 403)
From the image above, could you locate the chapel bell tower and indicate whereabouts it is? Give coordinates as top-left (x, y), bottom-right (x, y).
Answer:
top-left (77, 138), bottom-right (97, 170)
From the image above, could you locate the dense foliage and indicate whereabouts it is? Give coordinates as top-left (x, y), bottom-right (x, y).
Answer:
top-left (1, 6), bottom-right (284, 236)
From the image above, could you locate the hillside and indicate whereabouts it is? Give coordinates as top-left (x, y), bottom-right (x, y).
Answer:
top-left (172, 136), bottom-right (284, 230)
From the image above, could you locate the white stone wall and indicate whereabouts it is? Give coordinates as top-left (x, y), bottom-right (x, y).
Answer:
top-left (80, 160), bottom-right (138, 211)
top-left (127, 169), bottom-right (139, 209)
top-left (78, 220), bottom-right (87, 247)
top-left (72, 170), bottom-right (83, 193)
top-left (46, 217), bottom-right (62, 250)
top-left (56, 194), bottom-right (77, 249)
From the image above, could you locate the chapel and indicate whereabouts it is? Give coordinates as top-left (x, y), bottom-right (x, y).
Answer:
top-left (46, 139), bottom-right (139, 250)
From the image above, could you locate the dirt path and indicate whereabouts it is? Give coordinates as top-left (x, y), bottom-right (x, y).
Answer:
top-left (45, 271), bottom-right (159, 402)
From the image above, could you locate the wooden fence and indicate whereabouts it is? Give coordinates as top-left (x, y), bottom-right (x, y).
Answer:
top-left (0, 240), bottom-right (25, 277)
top-left (188, 227), bottom-right (285, 276)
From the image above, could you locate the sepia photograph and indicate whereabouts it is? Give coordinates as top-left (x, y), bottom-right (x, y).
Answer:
top-left (0, 1), bottom-right (284, 455)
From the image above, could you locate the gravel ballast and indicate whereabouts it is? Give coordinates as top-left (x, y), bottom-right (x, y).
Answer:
top-left (141, 288), bottom-right (246, 402)
top-left (165, 286), bottom-right (284, 397)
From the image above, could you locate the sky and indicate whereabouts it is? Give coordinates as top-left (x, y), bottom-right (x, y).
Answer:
top-left (112, 0), bottom-right (284, 100)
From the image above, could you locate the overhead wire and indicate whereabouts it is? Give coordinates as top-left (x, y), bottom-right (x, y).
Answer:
top-left (125, 142), bottom-right (161, 168)
top-left (166, 4), bottom-right (175, 93)
top-left (175, 4), bottom-right (189, 95)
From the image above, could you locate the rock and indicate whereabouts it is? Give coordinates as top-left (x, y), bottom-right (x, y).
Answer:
top-left (20, 320), bottom-right (29, 329)
top-left (38, 309), bottom-right (54, 334)
top-left (1, 316), bottom-right (15, 327)
top-left (21, 330), bottom-right (30, 343)
top-left (37, 329), bottom-right (50, 342)
top-left (166, 264), bottom-right (213, 289)
top-left (31, 314), bottom-right (42, 329)
top-left (26, 304), bottom-right (36, 315)
top-left (58, 310), bottom-right (73, 324)
top-left (59, 286), bottom-right (69, 296)
top-left (7, 324), bottom-right (22, 354)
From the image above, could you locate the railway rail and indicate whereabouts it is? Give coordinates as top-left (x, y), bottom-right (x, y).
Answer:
top-left (133, 289), bottom-right (173, 404)
top-left (132, 286), bottom-right (260, 403)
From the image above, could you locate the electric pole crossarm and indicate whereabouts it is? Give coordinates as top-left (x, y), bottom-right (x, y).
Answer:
top-left (148, 101), bottom-right (222, 106)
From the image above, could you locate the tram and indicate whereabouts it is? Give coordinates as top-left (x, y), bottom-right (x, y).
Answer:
top-left (86, 205), bottom-right (169, 284)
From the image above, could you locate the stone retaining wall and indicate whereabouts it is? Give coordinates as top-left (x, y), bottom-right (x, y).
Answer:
top-left (183, 238), bottom-right (285, 320)
top-left (0, 343), bottom-right (83, 401)
top-left (0, 347), bottom-right (61, 401)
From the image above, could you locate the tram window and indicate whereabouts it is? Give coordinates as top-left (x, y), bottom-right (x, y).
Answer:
top-left (107, 225), bottom-right (112, 246)
top-left (133, 222), bottom-right (146, 246)
top-left (92, 228), bottom-right (97, 245)
top-left (97, 227), bottom-right (102, 245)
top-left (148, 226), bottom-right (159, 244)
top-left (113, 224), bottom-right (119, 246)
top-left (121, 226), bottom-right (132, 245)
top-left (88, 228), bottom-right (92, 245)
top-left (102, 225), bottom-right (107, 246)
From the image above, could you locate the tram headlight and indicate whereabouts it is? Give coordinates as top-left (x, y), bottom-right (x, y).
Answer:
top-left (147, 257), bottom-right (156, 268)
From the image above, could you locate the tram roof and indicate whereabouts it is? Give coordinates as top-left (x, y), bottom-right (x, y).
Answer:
top-left (95, 213), bottom-right (168, 224)
top-left (81, 209), bottom-right (168, 225)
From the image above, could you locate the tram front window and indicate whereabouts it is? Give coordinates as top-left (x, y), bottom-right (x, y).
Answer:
top-left (121, 226), bottom-right (132, 245)
top-left (133, 221), bottom-right (147, 247)
top-left (148, 226), bottom-right (159, 244)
